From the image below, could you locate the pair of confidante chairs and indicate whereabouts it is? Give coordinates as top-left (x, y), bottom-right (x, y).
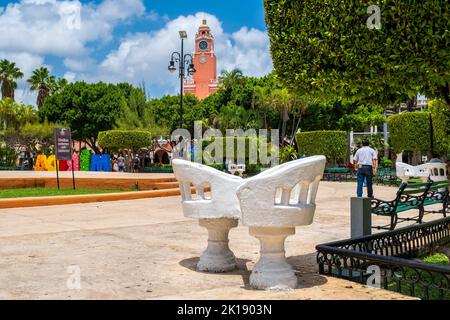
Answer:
top-left (172, 155), bottom-right (326, 290)
top-left (396, 162), bottom-right (448, 183)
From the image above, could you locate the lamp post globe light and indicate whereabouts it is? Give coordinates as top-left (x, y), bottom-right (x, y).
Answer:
top-left (168, 30), bottom-right (196, 128)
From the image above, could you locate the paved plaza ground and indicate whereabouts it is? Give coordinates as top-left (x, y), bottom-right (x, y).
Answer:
top-left (1, 176), bottom-right (435, 300)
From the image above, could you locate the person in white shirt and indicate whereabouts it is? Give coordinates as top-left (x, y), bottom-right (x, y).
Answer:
top-left (354, 140), bottom-right (378, 197)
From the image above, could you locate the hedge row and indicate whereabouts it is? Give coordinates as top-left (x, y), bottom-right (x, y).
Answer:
top-left (295, 131), bottom-right (347, 163)
top-left (387, 112), bottom-right (431, 153)
top-left (429, 100), bottom-right (450, 156)
top-left (98, 130), bottom-right (152, 151)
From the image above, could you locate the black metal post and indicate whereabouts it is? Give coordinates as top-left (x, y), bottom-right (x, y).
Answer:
top-left (169, 33), bottom-right (194, 129)
top-left (71, 159), bottom-right (76, 189)
top-left (180, 37), bottom-right (184, 129)
top-left (56, 159), bottom-right (60, 190)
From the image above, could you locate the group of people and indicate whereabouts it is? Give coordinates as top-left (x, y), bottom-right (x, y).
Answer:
top-left (111, 154), bottom-right (141, 173)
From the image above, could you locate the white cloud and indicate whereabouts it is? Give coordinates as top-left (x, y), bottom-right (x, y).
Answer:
top-left (0, 2), bottom-right (272, 103)
top-left (0, 0), bottom-right (145, 57)
top-left (0, 0), bottom-right (145, 105)
top-left (76, 12), bottom-right (272, 95)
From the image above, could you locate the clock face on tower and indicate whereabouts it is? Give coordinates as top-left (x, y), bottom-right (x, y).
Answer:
top-left (198, 40), bottom-right (208, 51)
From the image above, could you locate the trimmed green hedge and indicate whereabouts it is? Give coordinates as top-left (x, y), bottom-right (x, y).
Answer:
top-left (429, 100), bottom-right (450, 156)
top-left (387, 112), bottom-right (431, 153)
top-left (296, 131), bottom-right (347, 163)
top-left (98, 130), bottom-right (152, 151)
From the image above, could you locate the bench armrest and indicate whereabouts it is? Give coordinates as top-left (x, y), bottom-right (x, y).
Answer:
top-left (371, 198), bottom-right (396, 215)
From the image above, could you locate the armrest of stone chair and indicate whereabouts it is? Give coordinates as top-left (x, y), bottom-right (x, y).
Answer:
top-left (236, 155), bottom-right (326, 227)
top-left (172, 159), bottom-right (243, 219)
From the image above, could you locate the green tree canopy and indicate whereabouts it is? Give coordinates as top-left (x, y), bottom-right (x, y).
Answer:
top-left (0, 98), bottom-right (38, 131)
top-left (264, 0), bottom-right (450, 108)
top-left (39, 81), bottom-right (127, 153)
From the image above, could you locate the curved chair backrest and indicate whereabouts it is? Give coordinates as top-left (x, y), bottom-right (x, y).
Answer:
top-left (172, 159), bottom-right (243, 219)
top-left (236, 156), bottom-right (326, 227)
top-left (397, 162), bottom-right (447, 183)
top-left (421, 162), bottom-right (448, 182)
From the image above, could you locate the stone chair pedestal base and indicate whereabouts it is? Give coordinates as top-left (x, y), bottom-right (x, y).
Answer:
top-left (197, 218), bottom-right (239, 272)
top-left (249, 226), bottom-right (298, 290)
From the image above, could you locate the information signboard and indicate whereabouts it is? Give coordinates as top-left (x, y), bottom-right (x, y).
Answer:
top-left (54, 128), bottom-right (73, 161)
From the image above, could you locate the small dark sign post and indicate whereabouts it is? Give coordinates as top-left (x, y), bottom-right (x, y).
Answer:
top-left (54, 128), bottom-right (75, 189)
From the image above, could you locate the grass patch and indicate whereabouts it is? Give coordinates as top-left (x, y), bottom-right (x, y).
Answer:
top-left (0, 188), bottom-right (130, 199)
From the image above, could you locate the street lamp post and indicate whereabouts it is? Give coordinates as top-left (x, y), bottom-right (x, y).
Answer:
top-left (168, 30), bottom-right (196, 128)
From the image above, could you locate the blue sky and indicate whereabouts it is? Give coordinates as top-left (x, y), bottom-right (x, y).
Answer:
top-left (0, 0), bottom-right (272, 105)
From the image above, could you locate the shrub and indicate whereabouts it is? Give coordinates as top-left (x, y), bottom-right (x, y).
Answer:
top-left (387, 112), bottom-right (431, 153)
top-left (98, 130), bottom-right (152, 152)
top-left (429, 100), bottom-right (450, 157)
top-left (379, 156), bottom-right (393, 169)
top-left (279, 146), bottom-right (298, 164)
top-left (422, 253), bottom-right (449, 266)
top-left (0, 146), bottom-right (16, 166)
top-left (296, 131), bottom-right (347, 164)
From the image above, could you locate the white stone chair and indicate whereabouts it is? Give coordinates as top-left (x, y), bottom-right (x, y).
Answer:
top-left (396, 162), bottom-right (448, 183)
top-left (172, 159), bottom-right (243, 272)
top-left (236, 155), bottom-right (326, 290)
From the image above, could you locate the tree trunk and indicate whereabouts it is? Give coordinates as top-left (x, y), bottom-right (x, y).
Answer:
top-left (290, 114), bottom-right (303, 147)
top-left (406, 97), bottom-right (417, 112)
top-left (1, 81), bottom-right (8, 99)
top-left (85, 138), bottom-right (101, 154)
top-left (439, 83), bottom-right (450, 111)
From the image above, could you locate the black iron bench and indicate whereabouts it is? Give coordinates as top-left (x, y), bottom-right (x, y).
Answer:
top-left (323, 167), bottom-right (352, 181)
top-left (373, 168), bottom-right (400, 186)
top-left (423, 180), bottom-right (449, 217)
top-left (371, 181), bottom-right (433, 230)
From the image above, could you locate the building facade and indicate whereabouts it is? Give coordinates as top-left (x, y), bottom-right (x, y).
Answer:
top-left (184, 20), bottom-right (219, 99)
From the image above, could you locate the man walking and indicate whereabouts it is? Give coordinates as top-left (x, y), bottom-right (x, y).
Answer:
top-left (354, 140), bottom-right (377, 198)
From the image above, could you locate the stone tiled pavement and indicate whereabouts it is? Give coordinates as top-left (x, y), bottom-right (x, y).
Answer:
top-left (0, 180), bottom-right (434, 300)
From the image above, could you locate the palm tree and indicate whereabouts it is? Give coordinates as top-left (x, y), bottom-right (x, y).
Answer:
top-left (27, 67), bottom-right (55, 109)
top-left (50, 77), bottom-right (68, 95)
top-left (0, 59), bottom-right (24, 100)
top-left (0, 98), bottom-right (33, 131)
top-left (251, 85), bottom-right (271, 129)
top-left (218, 69), bottom-right (244, 91)
top-left (271, 88), bottom-right (295, 143)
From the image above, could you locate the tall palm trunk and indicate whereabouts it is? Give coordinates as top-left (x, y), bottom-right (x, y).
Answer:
top-left (1, 80), bottom-right (10, 100)
top-left (37, 85), bottom-right (49, 109)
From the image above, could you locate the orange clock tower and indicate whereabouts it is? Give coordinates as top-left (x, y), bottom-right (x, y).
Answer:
top-left (184, 20), bottom-right (219, 99)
